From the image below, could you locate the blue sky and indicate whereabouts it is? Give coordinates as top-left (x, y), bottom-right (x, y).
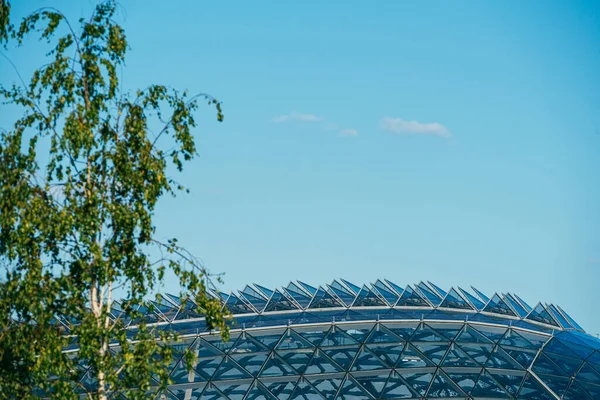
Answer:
top-left (2, 1), bottom-right (600, 334)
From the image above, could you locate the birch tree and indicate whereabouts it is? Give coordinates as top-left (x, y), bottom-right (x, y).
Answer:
top-left (0, 1), bottom-right (229, 398)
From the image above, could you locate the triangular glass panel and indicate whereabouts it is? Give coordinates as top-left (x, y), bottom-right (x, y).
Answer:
top-left (276, 329), bottom-right (315, 350)
top-left (488, 372), bottom-right (526, 398)
top-left (427, 323), bottom-right (462, 341)
top-left (411, 324), bottom-right (448, 343)
top-left (504, 293), bottom-right (528, 317)
top-left (576, 362), bottom-right (600, 383)
top-left (470, 371), bottom-right (511, 398)
top-left (536, 373), bottom-right (571, 398)
top-left (230, 352), bottom-right (267, 376)
top-left (543, 337), bottom-right (580, 359)
top-left (486, 345), bottom-right (521, 369)
top-left (200, 384), bottom-right (228, 400)
top-left (563, 380), bottom-right (595, 400)
top-left (470, 325), bottom-right (507, 343)
top-left (328, 280), bottom-right (356, 306)
top-left (229, 334), bottom-right (270, 355)
top-left (526, 303), bottom-right (559, 327)
top-left (320, 326), bottom-right (360, 347)
top-left (547, 304), bottom-right (573, 329)
top-left (253, 284), bottom-right (274, 299)
top-left (471, 286), bottom-right (490, 304)
top-left (307, 286), bottom-right (344, 309)
top-left (459, 343), bottom-right (494, 365)
top-left (441, 343), bottom-right (479, 367)
top-left (221, 383), bottom-right (252, 400)
top-left (517, 374), bottom-right (555, 399)
top-left (265, 380), bottom-right (297, 400)
top-left (195, 356), bottom-right (224, 381)
top-left (506, 347), bottom-right (536, 368)
top-left (367, 343), bottom-right (405, 368)
top-left (514, 293), bottom-right (533, 312)
top-left (426, 369), bottom-right (466, 398)
top-left (263, 289), bottom-right (299, 313)
top-left (297, 326), bottom-right (330, 346)
top-left (211, 357), bottom-right (253, 380)
top-left (373, 279), bottom-right (400, 306)
top-left (239, 285), bottom-right (268, 313)
top-left (385, 279), bottom-right (405, 296)
top-left (414, 343), bottom-right (448, 365)
top-left (543, 351), bottom-right (583, 376)
top-left (351, 346), bottom-right (389, 371)
top-left (353, 285), bottom-right (388, 307)
top-left (578, 381), bottom-right (600, 398)
top-left (337, 376), bottom-right (374, 399)
top-left (386, 322), bottom-right (419, 340)
top-left (556, 305), bottom-right (584, 330)
top-left (416, 282), bottom-right (442, 306)
top-left (380, 371), bottom-right (417, 398)
top-left (396, 344), bottom-right (435, 368)
top-left (445, 372), bottom-right (481, 396)
top-left (354, 372), bottom-right (390, 398)
top-left (483, 293), bottom-right (517, 317)
top-left (284, 283), bottom-right (312, 309)
top-left (224, 293), bottom-right (255, 314)
top-left (324, 346), bottom-right (360, 370)
top-left (518, 331), bottom-right (549, 348)
top-left (428, 282), bottom-right (448, 298)
top-left (367, 323), bottom-right (403, 344)
top-left (307, 377), bottom-right (343, 398)
top-left (289, 381), bottom-right (325, 400)
top-left (304, 350), bottom-right (344, 374)
top-left (396, 285), bottom-right (429, 307)
top-left (455, 325), bottom-right (493, 344)
top-left (244, 383), bottom-right (274, 400)
top-left (296, 281), bottom-right (317, 296)
top-left (532, 352), bottom-right (569, 376)
top-left (499, 329), bottom-right (536, 348)
top-left (341, 279), bottom-right (361, 294)
top-left (400, 372), bottom-right (435, 398)
top-left (258, 352), bottom-right (295, 377)
top-left (458, 287), bottom-right (485, 310)
top-left (438, 287), bottom-right (473, 310)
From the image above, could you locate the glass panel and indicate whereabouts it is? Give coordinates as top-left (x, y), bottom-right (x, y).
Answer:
top-left (532, 353), bottom-right (568, 376)
top-left (576, 362), bottom-right (600, 383)
top-left (504, 293), bottom-right (528, 317)
top-left (200, 385), bottom-right (227, 400)
top-left (488, 372), bottom-right (525, 397)
top-left (414, 343), bottom-right (448, 365)
top-left (458, 287), bottom-right (485, 310)
top-left (265, 381), bottom-right (297, 399)
top-left (211, 358), bottom-right (252, 380)
top-left (304, 351), bottom-right (344, 374)
top-left (517, 374), bottom-right (555, 400)
top-left (341, 279), bottom-right (361, 294)
top-left (460, 343), bottom-right (494, 365)
top-left (446, 372), bottom-right (481, 395)
top-left (485, 346), bottom-right (521, 369)
top-left (471, 286), bottom-right (490, 304)
top-left (427, 323), bottom-right (463, 341)
top-left (578, 382), bottom-right (600, 398)
top-left (308, 287), bottom-right (344, 309)
top-left (366, 324), bottom-right (403, 344)
top-left (324, 346), bottom-right (360, 369)
top-left (542, 351), bottom-right (583, 376)
top-left (225, 293), bottom-right (255, 314)
top-left (385, 322), bottom-right (419, 340)
top-left (556, 305), bottom-right (584, 331)
top-left (373, 280), bottom-right (400, 306)
top-left (263, 290), bottom-right (300, 312)
top-left (195, 356), bottom-right (224, 380)
top-left (277, 329), bottom-right (315, 350)
top-left (290, 381), bottom-right (325, 400)
top-left (563, 380), bottom-right (595, 400)
top-left (278, 349), bottom-right (314, 374)
top-left (396, 285), bottom-right (429, 307)
top-left (354, 372), bottom-right (390, 398)
top-left (439, 288), bottom-right (473, 310)
top-left (499, 329), bottom-right (536, 348)
top-left (456, 325), bottom-right (494, 344)
top-left (544, 338), bottom-right (581, 359)
top-left (367, 343), bottom-right (405, 368)
top-left (308, 378), bottom-right (343, 398)
top-left (441, 345), bottom-right (479, 367)
top-left (428, 282), bottom-right (448, 298)
top-left (259, 353), bottom-right (295, 377)
top-left (296, 281), bottom-right (317, 296)
top-left (284, 286), bottom-right (312, 309)
top-left (328, 280), bottom-right (356, 307)
top-left (396, 344), bottom-right (435, 368)
top-left (337, 376), bottom-right (373, 399)
top-left (381, 372), bottom-right (416, 398)
top-left (470, 372), bottom-right (510, 398)
top-left (505, 348), bottom-right (536, 368)
top-left (411, 324), bottom-right (448, 343)
top-left (351, 347), bottom-right (389, 371)
top-left (536, 373), bottom-right (570, 398)
top-left (320, 327), bottom-right (360, 347)
top-left (353, 285), bottom-right (388, 307)
top-left (384, 279), bottom-right (405, 296)
top-left (401, 372), bottom-right (435, 397)
top-left (221, 383), bottom-right (251, 400)
top-left (483, 293), bottom-right (517, 317)
top-left (547, 304), bottom-right (573, 329)
top-left (231, 353), bottom-right (267, 376)
top-left (426, 370), bottom-right (465, 398)
top-left (416, 282), bottom-right (442, 306)
top-left (245, 384), bottom-right (273, 400)
top-left (526, 303), bottom-right (559, 327)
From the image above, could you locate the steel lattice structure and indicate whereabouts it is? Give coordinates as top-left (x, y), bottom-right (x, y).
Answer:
top-left (72, 280), bottom-right (600, 399)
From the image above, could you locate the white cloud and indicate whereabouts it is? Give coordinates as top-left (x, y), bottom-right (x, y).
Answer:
top-left (380, 117), bottom-right (451, 138)
top-left (271, 112), bottom-right (321, 123)
top-left (338, 128), bottom-right (358, 137)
